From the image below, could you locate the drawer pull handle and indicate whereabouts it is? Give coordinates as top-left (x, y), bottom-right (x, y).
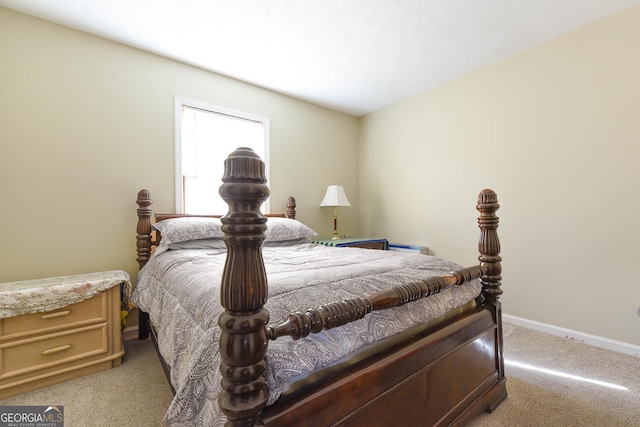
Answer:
top-left (41, 344), bottom-right (72, 356)
top-left (41, 310), bottom-right (71, 320)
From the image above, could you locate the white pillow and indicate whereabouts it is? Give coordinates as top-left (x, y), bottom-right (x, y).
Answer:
top-left (151, 216), bottom-right (316, 254)
top-left (264, 218), bottom-right (317, 242)
top-left (153, 217), bottom-right (223, 245)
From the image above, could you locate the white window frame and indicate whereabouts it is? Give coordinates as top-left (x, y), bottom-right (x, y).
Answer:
top-left (174, 96), bottom-right (271, 213)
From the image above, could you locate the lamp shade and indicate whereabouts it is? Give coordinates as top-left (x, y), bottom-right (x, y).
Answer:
top-left (319, 185), bottom-right (351, 207)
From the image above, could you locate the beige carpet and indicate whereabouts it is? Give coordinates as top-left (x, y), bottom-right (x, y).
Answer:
top-left (468, 323), bottom-right (640, 427)
top-left (0, 337), bottom-right (173, 426)
top-left (1, 323), bottom-right (638, 426)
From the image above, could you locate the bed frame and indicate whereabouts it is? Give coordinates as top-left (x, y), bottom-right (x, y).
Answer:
top-left (135, 147), bottom-right (506, 426)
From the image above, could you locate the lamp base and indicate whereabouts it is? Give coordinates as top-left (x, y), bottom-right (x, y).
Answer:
top-left (331, 210), bottom-right (341, 240)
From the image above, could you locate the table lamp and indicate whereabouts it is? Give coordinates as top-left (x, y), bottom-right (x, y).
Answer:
top-left (320, 185), bottom-right (351, 240)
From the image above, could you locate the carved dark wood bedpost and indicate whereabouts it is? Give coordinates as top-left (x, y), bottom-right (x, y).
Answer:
top-left (218, 147), bottom-right (270, 427)
top-left (477, 189), bottom-right (501, 303)
top-left (136, 189), bottom-right (153, 340)
top-left (286, 196), bottom-right (296, 219)
top-left (136, 189), bottom-right (153, 269)
top-left (476, 189), bottom-right (506, 384)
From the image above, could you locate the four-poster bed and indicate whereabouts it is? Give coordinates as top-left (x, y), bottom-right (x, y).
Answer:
top-left (134, 147), bottom-right (506, 426)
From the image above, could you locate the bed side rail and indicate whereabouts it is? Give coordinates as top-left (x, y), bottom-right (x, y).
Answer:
top-left (266, 187), bottom-right (501, 342)
top-left (266, 266), bottom-right (485, 341)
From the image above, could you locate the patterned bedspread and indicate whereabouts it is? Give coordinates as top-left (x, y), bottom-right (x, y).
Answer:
top-left (133, 243), bottom-right (481, 426)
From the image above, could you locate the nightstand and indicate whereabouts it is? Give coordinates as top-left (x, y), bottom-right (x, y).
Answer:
top-left (310, 237), bottom-right (389, 250)
top-left (0, 271), bottom-right (131, 399)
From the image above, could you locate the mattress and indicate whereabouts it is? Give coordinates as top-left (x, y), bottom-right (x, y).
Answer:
top-left (133, 242), bottom-right (481, 426)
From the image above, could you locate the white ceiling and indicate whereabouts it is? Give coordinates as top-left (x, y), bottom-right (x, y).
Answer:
top-left (2, 0), bottom-right (639, 116)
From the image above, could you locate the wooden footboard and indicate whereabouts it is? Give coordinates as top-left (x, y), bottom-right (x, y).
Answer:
top-left (262, 306), bottom-right (505, 426)
top-left (217, 147), bottom-right (506, 426)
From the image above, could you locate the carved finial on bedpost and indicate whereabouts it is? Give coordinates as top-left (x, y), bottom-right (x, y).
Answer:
top-left (136, 189), bottom-right (153, 269)
top-left (477, 189), bottom-right (502, 303)
top-left (218, 147), bottom-right (270, 427)
top-left (287, 196), bottom-right (296, 219)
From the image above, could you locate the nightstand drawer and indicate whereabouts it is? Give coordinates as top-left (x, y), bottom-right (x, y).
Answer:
top-left (0, 292), bottom-right (107, 340)
top-left (348, 241), bottom-right (387, 250)
top-left (0, 324), bottom-right (108, 380)
top-left (0, 274), bottom-right (128, 399)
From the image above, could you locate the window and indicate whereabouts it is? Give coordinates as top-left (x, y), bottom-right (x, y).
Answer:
top-left (175, 97), bottom-right (270, 214)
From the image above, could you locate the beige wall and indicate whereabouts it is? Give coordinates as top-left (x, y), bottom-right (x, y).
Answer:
top-left (0, 8), bottom-right (359, 284)
top-left (359, 6), bottom-right (640, 346)
top-left (3, 6), bottom-right (639, 347)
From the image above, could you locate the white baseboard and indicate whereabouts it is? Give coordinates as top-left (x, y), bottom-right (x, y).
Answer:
top-left (503, 314), bottom-right (640, 358)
